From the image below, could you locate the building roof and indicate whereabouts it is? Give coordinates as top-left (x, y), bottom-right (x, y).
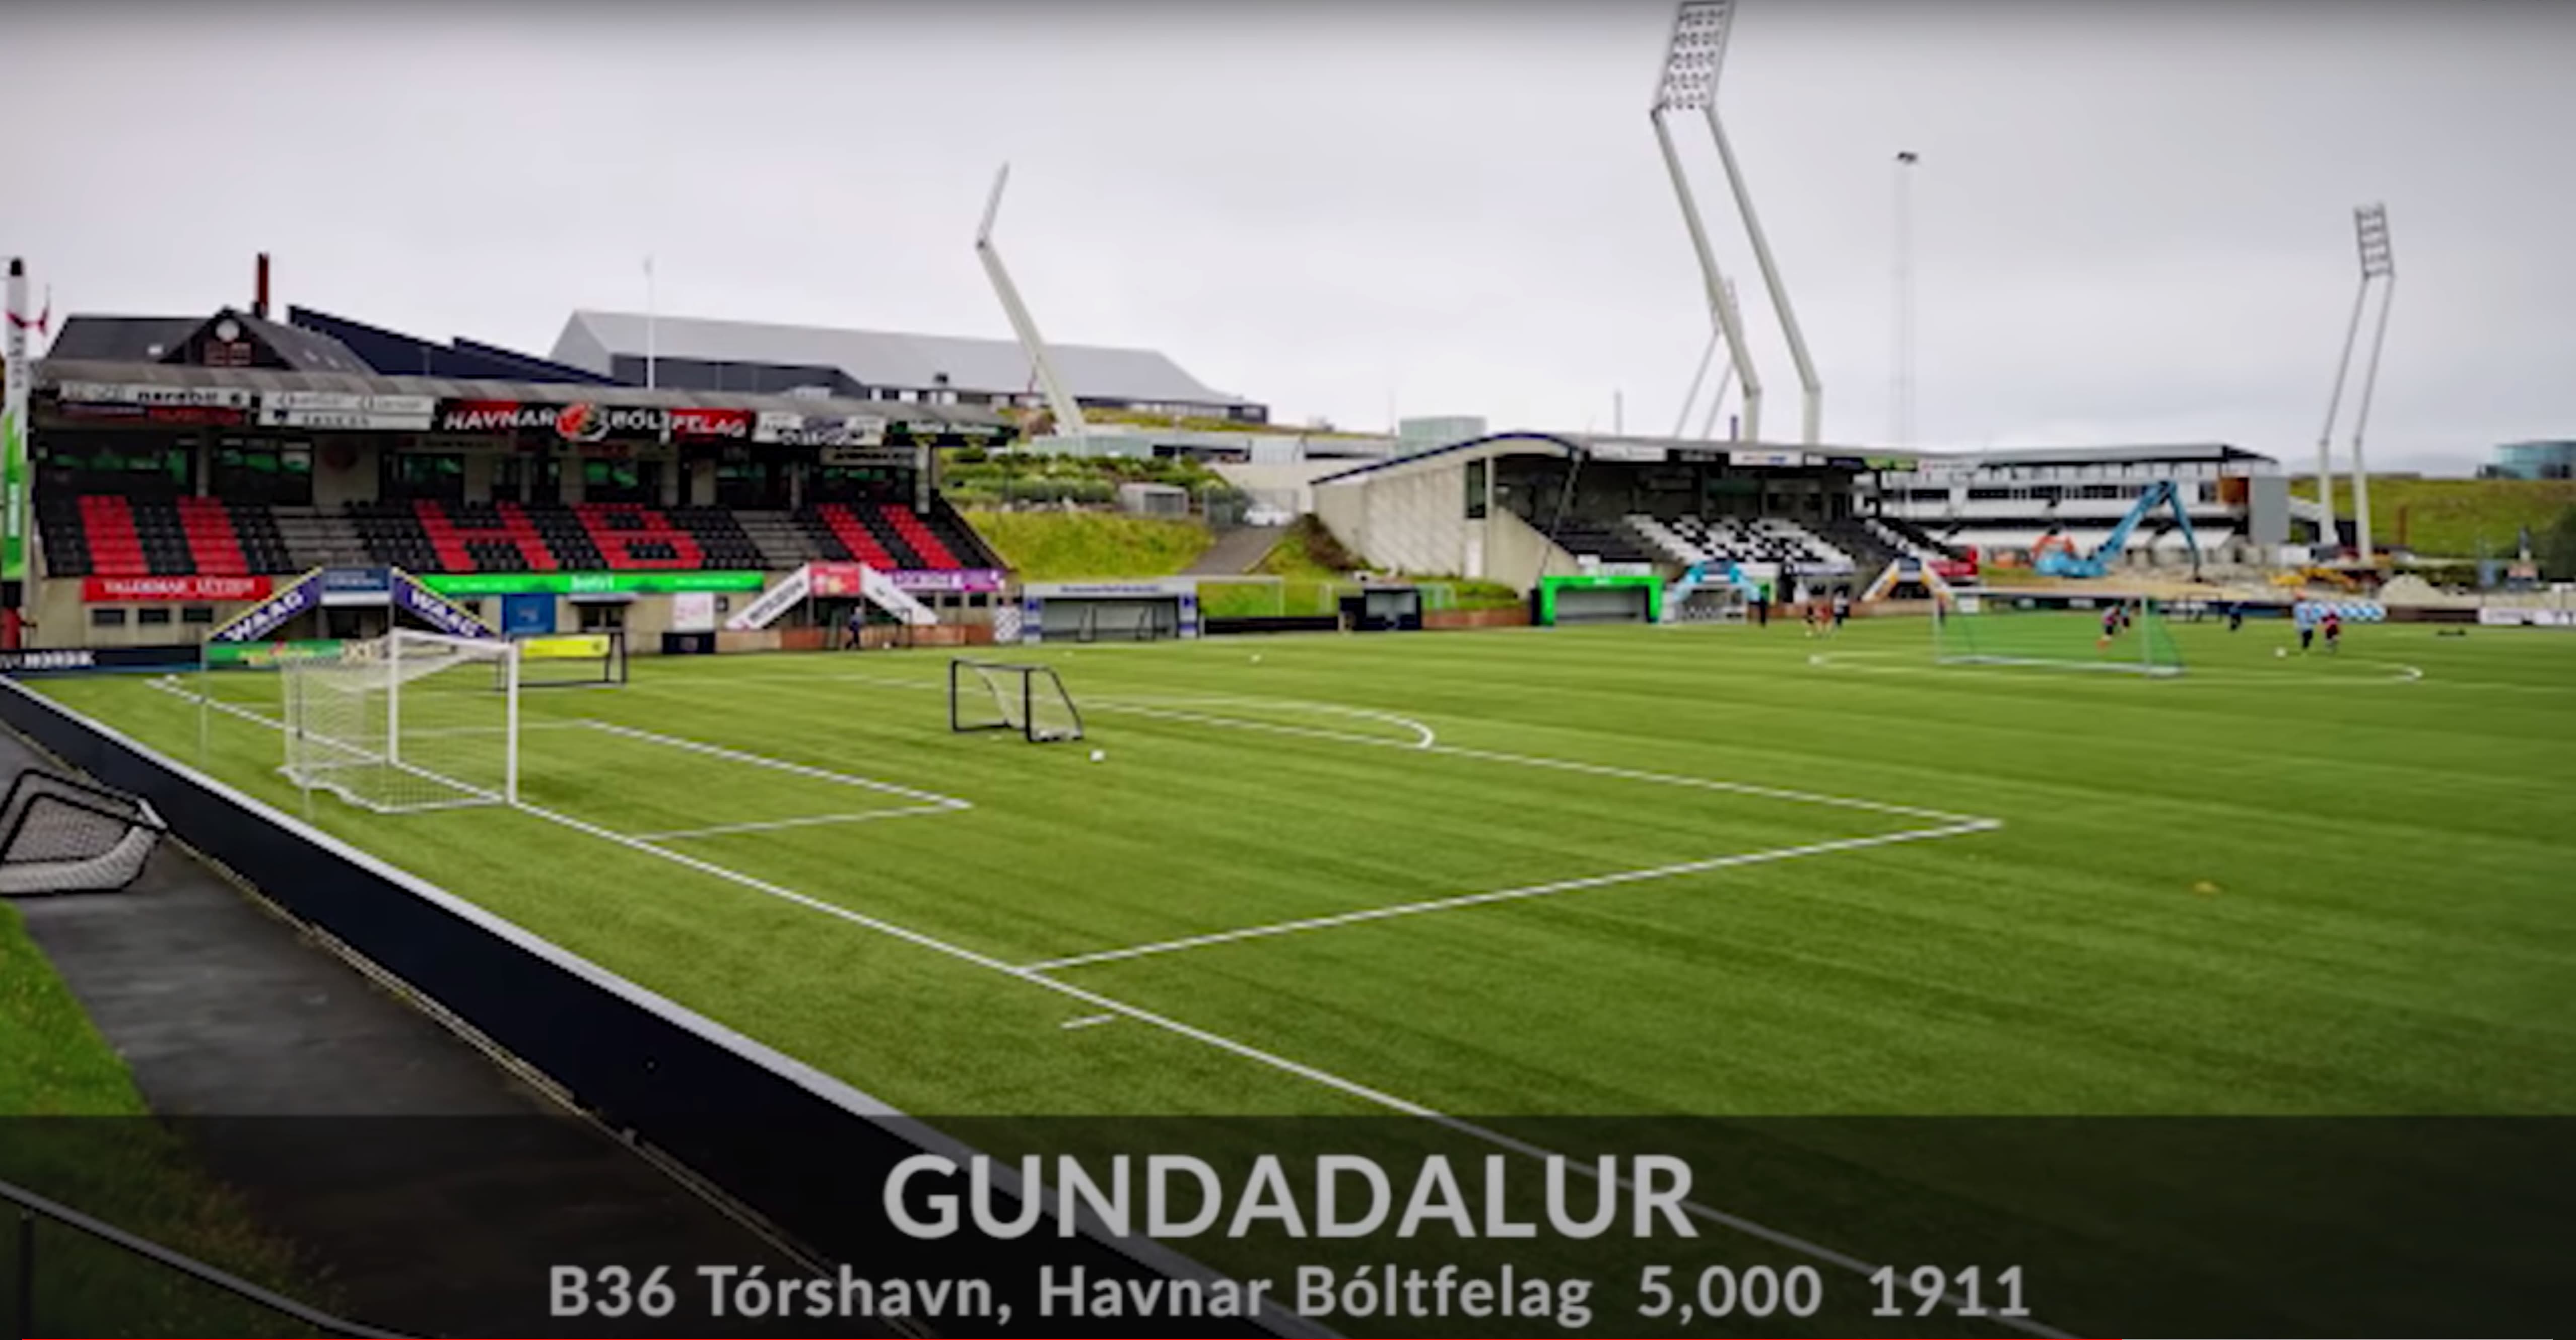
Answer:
top-left (48, 308), bottom-right (372, 374)
top-left (33, 357), bottom-right (1008, 426)
top-left (553, 310), bottom-right (1251, 408)
top-left (292, 306), bottom-right (621, 385)
top-left (44, 315), bottom-right (202, 363)
top-left (1882, 443), bottom-right (2276, 468)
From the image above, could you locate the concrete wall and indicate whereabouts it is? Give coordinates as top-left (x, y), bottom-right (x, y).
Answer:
top-left (311, 439), bottom-right (379, 508)
top-left (1317, 464), bottom-right (1465, 578)
top-left (1214, 460), bottom-right (1353, 515)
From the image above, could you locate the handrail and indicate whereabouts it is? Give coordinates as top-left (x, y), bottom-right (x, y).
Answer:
top-left (2, 1176), bottom-right (410, 1339)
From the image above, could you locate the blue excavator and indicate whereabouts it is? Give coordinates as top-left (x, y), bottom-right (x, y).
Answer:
top-left (2031, 480), bottom-right (2202, 580)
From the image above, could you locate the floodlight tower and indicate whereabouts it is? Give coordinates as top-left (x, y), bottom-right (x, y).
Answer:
top-left (2314, 203), bottom-right (2395, 562)
top-left (974, 164), bottom-right (1089, 439)
top-left (1652, 0), bottom-right (1823, 445)
top-left (2345, 205), bottom-right (2396, 566)
top-left (1651, 2), bottom-right (1762, 443)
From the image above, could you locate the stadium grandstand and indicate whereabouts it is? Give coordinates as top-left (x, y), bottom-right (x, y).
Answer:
top-left (16, 263), bottom-right (1015, 654)
top-left (1311, 431), bottom-right (2293, 621)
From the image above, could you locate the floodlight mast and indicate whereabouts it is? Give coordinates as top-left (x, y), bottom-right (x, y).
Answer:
top-left (1702, 99), bottom-right (1821, 445)
top-left (974, 164), bottom-right (1090, 439)
top-left (1652, 107), bottom-right (1762, 442)
top-left (2347, 204), bottom-right (2396, 566)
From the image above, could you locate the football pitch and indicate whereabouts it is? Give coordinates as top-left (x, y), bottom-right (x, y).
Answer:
top-left (29, 614), bottom-right (2576, 1123)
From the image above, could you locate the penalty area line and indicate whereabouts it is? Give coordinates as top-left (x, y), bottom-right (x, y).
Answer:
top-left (1022, 819), bottom-right (2002, 972)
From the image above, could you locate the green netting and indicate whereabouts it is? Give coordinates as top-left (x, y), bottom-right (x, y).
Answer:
top-left (1934, 598), bottom-right (2185, 677)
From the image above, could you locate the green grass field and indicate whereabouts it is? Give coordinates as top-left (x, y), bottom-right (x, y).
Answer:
top-left (31, 614), bottom-right (2575, 1125)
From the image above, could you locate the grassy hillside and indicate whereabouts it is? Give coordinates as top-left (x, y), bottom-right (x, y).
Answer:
top-left (961, 509), bottom-right (1212, 580)
top-left (2291, 477), bottom-right (2576, 558)
top-left (0, 905), bottom-right (316, 1333)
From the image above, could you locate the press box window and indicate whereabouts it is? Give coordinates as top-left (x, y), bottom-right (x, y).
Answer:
top-left (181, 606), bottom-right (216, 625)
top-left (90, 608), bottom-right (128, 628)
top-left (137, 608), bottom-right (173, 626)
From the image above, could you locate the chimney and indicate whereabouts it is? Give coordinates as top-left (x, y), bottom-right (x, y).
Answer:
top-left (253, 252), bottom-right (270, 319)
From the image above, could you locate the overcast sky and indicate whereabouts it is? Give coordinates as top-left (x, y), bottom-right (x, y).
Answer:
top-left (11, 0), bottom-right (2572, 472)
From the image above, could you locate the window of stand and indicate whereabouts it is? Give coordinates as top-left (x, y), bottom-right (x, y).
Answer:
top-left (212, 439), bottom-right (314, 505)
top-left (38, 435), bottom-right (193, 500)
top-left (383, 451), bottom-right (466, 501)
top-left (582, 458), bottom-right (661, 505)
top-left (808, 464), bottom-right (905, 505)
top-left (715, 457), bottom-right (791, 509)
top-left (577, 602), bottom-right (627, 632)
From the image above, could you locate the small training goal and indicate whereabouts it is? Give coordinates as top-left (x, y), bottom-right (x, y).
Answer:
top-left (282, 630), bottom-right (522, 813)
top-left (948, 659), bottom-right (1084, 744)
top-left (0, 768), bottom-right (167, 897)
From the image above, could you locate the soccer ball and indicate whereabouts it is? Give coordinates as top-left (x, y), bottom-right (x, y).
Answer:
top-left (2274, 647), bottom-right (2287, 658)
top-left (1089, 749), bottom-right (1106, 763)
top-left (1251, 654), bottom-right (1263, 663)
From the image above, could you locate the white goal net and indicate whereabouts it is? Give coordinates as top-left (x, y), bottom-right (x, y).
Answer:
top-left (949, 659), bottom-right (1084, 743)
top-left (282, 631), bottom-right (521, 813)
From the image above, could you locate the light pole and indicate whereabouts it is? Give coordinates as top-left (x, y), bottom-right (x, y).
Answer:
top-left (1649, 1), bottom-right (1820, 446)
top-left (1651, 2), bottom-right (1761, 443)
top-left (1893, 150), bottom-right (1918, 447)
top-left (2346, 205), bottom-right (2396, 566)
top-left (2312, 204), bottom-right (2395, 563)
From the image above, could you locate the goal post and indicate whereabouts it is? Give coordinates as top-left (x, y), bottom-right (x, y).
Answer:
top-left (948, 658), bottom-right (1084, 743)
top-left (1934, 594), bottom-right (2185, 677)
top-left (282, 631), bottom-right (522, 813)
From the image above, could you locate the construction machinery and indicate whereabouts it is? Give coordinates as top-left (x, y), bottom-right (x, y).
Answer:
top-left (2032, 480), bottom-right (2203, 580)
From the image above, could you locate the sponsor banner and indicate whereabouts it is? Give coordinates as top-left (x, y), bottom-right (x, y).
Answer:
top-left (755, 412), bottom-right (890, 448)
top-left (1585, 442), bottom-right (1667, 463)
top-left (669, 589), bottom-right (717, 633)
top-left (437, 399), bottom-right (754, 444)
top-left (259, 391), bottom-right (436, 432)
top-left (417, 570), bottom-right (768, 597)
top-left (203, 638), bottom-right (347, 669)
top-left (667, 407), bottom-right (752, 442)
top-left (2476, 607), bottom-right (2576, 628)
top-left (0, 645), bottom-right (202, 674)
top-left (82, 575), bottom-right (275, 604)
top-left (1022, 579), bottom-right (1197, 598)
top-left (212, 577), bottom-right (320, 642)
top-left (726, 568), bottom-right (812, 631)
top-left (1728, 449), bottom-right (1805, 468)
top-left (318, 566), bottom-right (394, 607)
top-left (55, 382), bottom-right (259, 410)
top-left (887, 568), bottom-right (1005, 594)
top-left (518, 634), bottom-right (612, 661)
top-left (392, 574), bottom-right (497, 640)
top-left (808, 562), bottom-right (869, 598)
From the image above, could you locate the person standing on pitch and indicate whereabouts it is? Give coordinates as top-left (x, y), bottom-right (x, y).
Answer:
top-left (2227, 600), bottom-right (2245, 633)
top-left (2295, 601), bottom-right (2317, 654)
top-left (1752, 584), bottom-right (1770, 628)
top-left (2097, 602), bottom-right (2124, 650)
top-left (1831, 588), bottom-right (1852, 633)
top-left (2322, 606), bottom-right (2343, 654)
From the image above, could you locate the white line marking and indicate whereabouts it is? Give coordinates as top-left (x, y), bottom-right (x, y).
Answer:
top-left (1090, 695), bottom-right (1438, 749)
top-left (148, 666), bottom-right (2066, 1337)
top-left (1806, 650), bottom-right (2424, 686)
top-left (573, 720), bottom-right (971, 811)
top-left (1023, 819), bottom-right (1999, 972)
top-left (628, 808), bottom-right (961, 841)
top-left (1060, 1014), bottom-right (1117, 1030)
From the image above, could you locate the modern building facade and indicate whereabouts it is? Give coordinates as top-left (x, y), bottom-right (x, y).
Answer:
top-left (2487, 440), bottom-right (2576, 480)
